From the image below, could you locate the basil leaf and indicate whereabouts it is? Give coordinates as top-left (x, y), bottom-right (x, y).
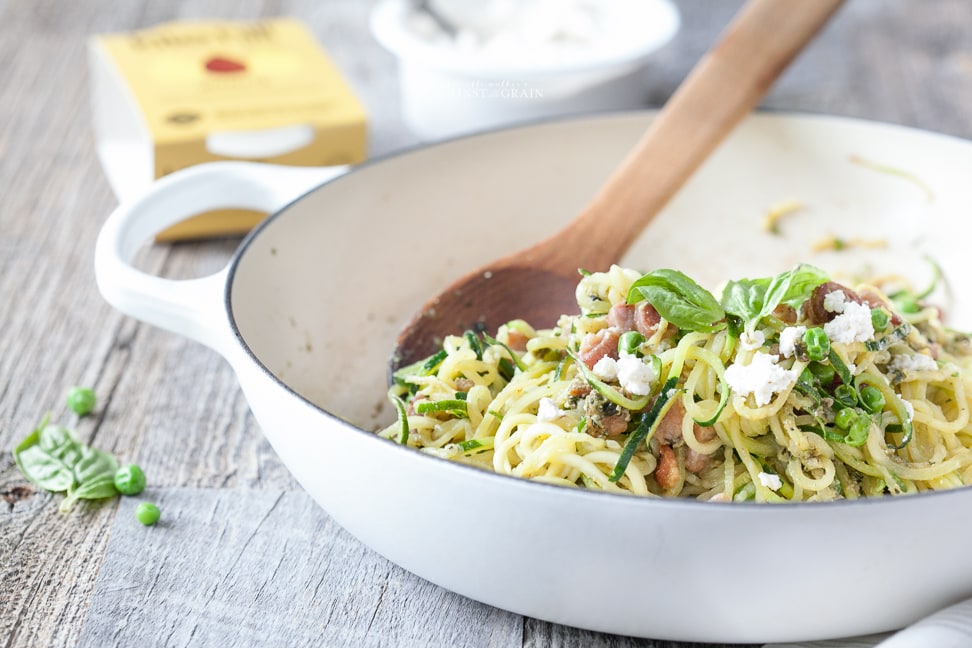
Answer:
top-left (721, 277), bottom-right (770, 322)
top-left (61, 474), bottom-right (119, 512)
top-left (39, 424), bottom-right (85, 469)
top-left (37, 422), bottom-right (76, 452)
top-left (14, 416), bottom-right (127, 511)
top-left (761, 264), bottom-right (829, 317)
top-left (15, 443), bottom-right (76, 492)
top-left (61, 446), bottom-right (118, 511)
top-left (73, 446), bottom-right (119, 485)
top-left (14, 419), bottom-right (77, 492)
top-left (722, 264), bottom-right (828, 331)
top-left (74, 474), bottom-right (120, 500)
top-left (626, 269), bottom-right (725, 333)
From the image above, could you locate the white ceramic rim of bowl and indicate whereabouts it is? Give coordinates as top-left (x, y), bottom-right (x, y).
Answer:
top-left (369, 0), bottom-right (682, 78)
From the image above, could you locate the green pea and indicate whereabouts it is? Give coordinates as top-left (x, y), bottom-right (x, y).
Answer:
top-left (846, 416), bottom-right (871, 446)
top-left (114, 464), bottom-right (146, 496)
top-left (809, 362), bottom-right (836, 386)
top-left (834, 384), bottom-right (858, 408)
top-left (618, 330), bottom-right (645, 357)
top-left (66, 387), bottom-right (96, 416)
top-left (870, 308), bottom-right (890, 332)
top-left (135, 502), bottom-right (160, 526)
top-left (802, 328), bottom-right (831, 362)
top-left (896, 295), bottom-right (920, 314)
top-left (860, 385), bottom-right (886, 413)
top-left (834, 407), bottom-right (858, 430)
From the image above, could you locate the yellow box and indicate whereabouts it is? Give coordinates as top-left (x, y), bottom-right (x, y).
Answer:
top-left (89, 18), bottom-right (367, 240)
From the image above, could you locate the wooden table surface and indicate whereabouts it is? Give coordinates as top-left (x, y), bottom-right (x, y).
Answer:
top-left (2, 1), bottom-right (971, 647)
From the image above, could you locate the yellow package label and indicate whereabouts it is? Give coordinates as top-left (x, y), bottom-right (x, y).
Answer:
top-left (90, 18), bottom-right (367, 239)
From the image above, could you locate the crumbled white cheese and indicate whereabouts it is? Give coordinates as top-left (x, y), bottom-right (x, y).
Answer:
top-left (724, 351), bottom-right (798, 407)
top-left (823, 301), bottom-right (874, 344)
top-left (592, 356), bottom-right (618, 381)
top-left (823, 290), bottom-right (848, 314)
top-left (482, 346), bottom-right (503, 364)
top-left (903, 400), bottom-right (915, 420)
top-left (890, 352), bottom-right (938, 373)
top-left (537, 397), bottom-right (563, 422)
top-left (739, 329), bottom-right (766, 351)
top-left (758, 471), bottom-right (783, 491)
top-left (778, 325), bottom-right (807, 358)
top-left (617, 354), bottom-right (657, 396)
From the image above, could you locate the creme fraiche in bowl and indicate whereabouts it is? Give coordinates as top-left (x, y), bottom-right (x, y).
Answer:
top-left (369, 0), bottom-right (680, 139)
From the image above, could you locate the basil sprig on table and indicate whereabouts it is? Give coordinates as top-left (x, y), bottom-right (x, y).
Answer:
top-left (721, 263), bottom-right (829, 331)
top-left (14, 416), bottom-right (121, 512)
top-left (626, 269), bottom-right (726, 333)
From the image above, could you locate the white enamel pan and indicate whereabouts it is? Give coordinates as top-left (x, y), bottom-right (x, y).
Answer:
top-left (95, 112), bottom-right (972, 643)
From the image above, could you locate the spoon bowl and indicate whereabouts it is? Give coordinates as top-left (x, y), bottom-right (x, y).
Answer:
top-left (392, 265), bottom-right (579, 370)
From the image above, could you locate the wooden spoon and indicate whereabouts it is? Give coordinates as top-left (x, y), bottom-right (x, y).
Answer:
top-left (391, 0), bottom-right (845, 373)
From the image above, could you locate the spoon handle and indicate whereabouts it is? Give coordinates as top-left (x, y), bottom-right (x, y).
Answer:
top-left (531, 0), bottom-right (845, 272)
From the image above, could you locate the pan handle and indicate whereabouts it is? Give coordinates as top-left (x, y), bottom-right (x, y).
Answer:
top-left (94, 161), bottom-right (346, 357)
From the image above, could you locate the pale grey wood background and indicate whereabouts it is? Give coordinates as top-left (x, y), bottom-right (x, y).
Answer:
top-left (1, 1), bottom-right (971, 647)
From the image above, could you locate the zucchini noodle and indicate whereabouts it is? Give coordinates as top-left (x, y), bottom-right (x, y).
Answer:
top-left (380, 264), bottom-right (972, 501)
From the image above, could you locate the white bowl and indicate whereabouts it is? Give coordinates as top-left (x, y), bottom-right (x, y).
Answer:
top-left (369, 0), bottom-right (680, 139)
top-left (96, 112), bottom-right (972, 643)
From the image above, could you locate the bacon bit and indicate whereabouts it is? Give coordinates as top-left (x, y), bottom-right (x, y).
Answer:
top-left (582, 390), bottom-right (630, 438)
top-left (695, 424), bottom-right (717, 443)
top-left (805, 281), bottom-right (863, 324)
top-left (598, 413), bottom-right (630, 437)
top-left (655, 445), bottom-right (680, 490)
top-left (607, 303), bottom-right (636, 330)
top-left (653, 401), bottom-right (715, 474)
top-left (634, 302), bottom-right (663, 338)
top-left (567, 377), bottom-right (592, 399)
top-left (606, 301), bottom-right (667, 340)
top-left (655, 400), bottom-right (716, 445)
top-left (454, 378), bottom-right (475, 392)
top-left (506, 329), bottom-right (529, 352)
top-left (578, 328), bottom-right (621, 369)
top-left (656, 399), bottom-right (686, 444)
top-left (772, 303), bottom-right (798, 324)
top-left (684, 449), bottom-right (712, 474)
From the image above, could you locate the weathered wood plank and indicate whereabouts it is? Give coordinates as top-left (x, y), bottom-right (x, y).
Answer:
top-left (0, 456), bottom-right (118, 648)
top-left (77, 488), bottom-right (523, 648)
